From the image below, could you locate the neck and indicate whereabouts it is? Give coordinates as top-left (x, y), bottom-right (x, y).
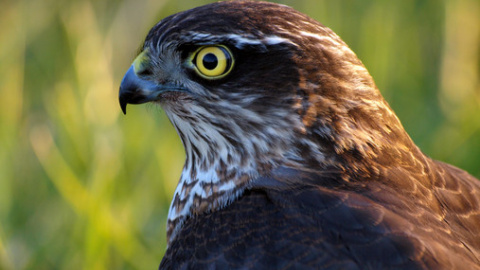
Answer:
top-left (163, 100), bottom-right (304, 243)
top-left (162, 76), bottom-right (416, 244)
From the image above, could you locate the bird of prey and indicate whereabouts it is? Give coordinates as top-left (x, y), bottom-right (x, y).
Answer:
top-left (119, 1), bottom-right (480, 269)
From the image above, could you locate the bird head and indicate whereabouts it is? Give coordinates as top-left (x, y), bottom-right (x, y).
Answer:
top-left (119, 1), bottom-right (413, 242)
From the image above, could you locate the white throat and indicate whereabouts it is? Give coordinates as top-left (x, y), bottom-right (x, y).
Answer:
top-left (163, 104), bottom-right (266, 243)
top-left (161, 94), bottom-right (316, 244)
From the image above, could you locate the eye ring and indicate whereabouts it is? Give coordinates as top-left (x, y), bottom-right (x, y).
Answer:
top-left (190, 45), bottom-right (234, 79)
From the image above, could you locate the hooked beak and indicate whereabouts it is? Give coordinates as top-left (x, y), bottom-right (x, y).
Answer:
top-left (119, 49), bottom-right (186, 114)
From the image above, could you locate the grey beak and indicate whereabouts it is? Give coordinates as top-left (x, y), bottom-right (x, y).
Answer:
top-left (119, 65), bottom-right (159, 114)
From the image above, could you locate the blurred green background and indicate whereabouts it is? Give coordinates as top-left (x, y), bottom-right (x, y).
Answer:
top-left (0, 0), bottom-right (479, 269)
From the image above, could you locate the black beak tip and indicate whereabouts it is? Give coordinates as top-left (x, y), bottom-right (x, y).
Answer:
top-left (119, 96), bottom-right (127, 115)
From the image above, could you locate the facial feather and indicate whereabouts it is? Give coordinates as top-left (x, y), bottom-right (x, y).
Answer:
top-left (124, 1), bottom-right (418, 244)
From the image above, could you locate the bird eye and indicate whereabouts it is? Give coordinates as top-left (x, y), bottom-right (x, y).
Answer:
top-left (191, 45), bottom-right (234, 79)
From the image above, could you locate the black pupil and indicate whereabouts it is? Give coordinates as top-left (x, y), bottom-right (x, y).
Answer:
top-left (202, 53), bottom-right (218, 70)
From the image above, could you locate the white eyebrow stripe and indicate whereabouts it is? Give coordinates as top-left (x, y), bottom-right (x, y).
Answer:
top-left (185, 32), bottom-right (297, 48)
top-left (225, 34), bottom-right (262, 45)
top-left (227, 34), bottom-right (297, 47)
top-left (188, 32), bottom-right (212, 41)
top-left (263, 35), bottom-right (296, 45)
top-left (299, 31), bottom-right (342, 46)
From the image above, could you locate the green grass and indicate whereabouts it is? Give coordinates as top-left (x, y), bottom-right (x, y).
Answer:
top-left (0, 0), bottom-right (479, 269)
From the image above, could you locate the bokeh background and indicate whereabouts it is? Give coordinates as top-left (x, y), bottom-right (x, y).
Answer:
top-left (1, 0), bottom-right (479, 269)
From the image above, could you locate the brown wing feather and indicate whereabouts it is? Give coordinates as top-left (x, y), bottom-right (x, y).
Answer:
top-left (160, 166), bottom-right (480, 269)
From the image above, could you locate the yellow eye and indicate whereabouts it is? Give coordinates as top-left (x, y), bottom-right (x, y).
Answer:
top-left (192, 45), bottom-right (234, 79)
